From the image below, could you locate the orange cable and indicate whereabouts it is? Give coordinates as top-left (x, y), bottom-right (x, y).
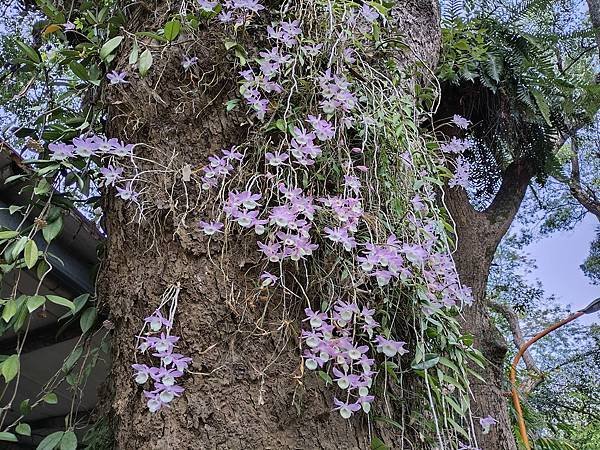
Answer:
top-left (509, 311), bottom-right (584, 449)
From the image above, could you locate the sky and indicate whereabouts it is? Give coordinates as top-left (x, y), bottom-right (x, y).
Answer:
top-left (525, 214), bottom-right (599, 324)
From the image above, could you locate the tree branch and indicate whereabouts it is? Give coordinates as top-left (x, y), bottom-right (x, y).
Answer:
top-left (483, 159), bottom-right (535, 233)
top-left (568, 133), bottom-right (600, 221)
top-left (489, 301), bottom-right (541, 375)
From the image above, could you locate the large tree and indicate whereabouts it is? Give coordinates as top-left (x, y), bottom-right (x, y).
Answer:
top-left (0, 0), bottom-right (597, 449)
top-left (97, 1), bottom-right (453, 448)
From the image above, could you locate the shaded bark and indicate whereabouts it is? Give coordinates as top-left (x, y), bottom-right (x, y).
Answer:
top-left (444, 159), bottom-right (536, 450)
top-left (98, 1), bottom-right (442, 449)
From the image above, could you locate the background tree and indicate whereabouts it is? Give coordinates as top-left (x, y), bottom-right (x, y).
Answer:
top-left (488, 235), bottom-right (600, 449)
top-left (436, 1), bottom-right (600, 447)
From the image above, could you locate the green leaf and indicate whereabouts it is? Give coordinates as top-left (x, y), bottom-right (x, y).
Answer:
top-left (46, 295), bottom-right (75, 311)
top-left (15, 423), bottom-right (31, 436)
top-left (43, 216), bottom-right (63, 243)
top-left (371, 437), bottom-right (389, 450)
top-left (275, 119), bottom-right (286, 132)
top-left (135, 31), bottom-right (167, 42)
top-left (129, 42), bottom-right (139, 65)
top-left (11, 236), bottom-right (28, 259)
top-left (27, 295), bottom-right (46, 313)
top-left (0, 230), bottom-right (18, 239)
top-left (2, 299), bottom-right (17, 322)
top-left (531, 89), bottom-right (552, 126)
top-left (37, 259), bottom-right (50, 280)
top-left (412, 353), bottom-right (440, 370)
top-left (20, 399), bottom-right (31, 415)
top-left (80, 307), bottom-right (97, 333)
top-left (163, 20), bottom-right (181, 41)
top-left (37, 431), bottom-right (64, 450)
top-left (58, 293), bottom-right (89, 321)
top-left (69, 61), bottom-right (89, 81)
top-left (317, 370), bottom-right (332, 385)
top-left (447, 417), bottom-right (469, 439)
top-left (15, 39), bottom-right (40, 63)
top-left (34, 179), bottom-right (51, 195)
top-left (2, 354), bottom-right (19, 383)
top-left (138, 49), bottom-right (153, 76)
top-left (0, 432), bottom-right (18, 442)
top-left (43, 392), bottom-right (58, 404)
top-left (24, 239), bottom-right (39, 269)
top-left (5, 173), bottom-right (26, 184)
top-left (62, 346), bottom-right (83, 373)
top-left (59, 431), bottom-right (77, 450)
top-left (12, 299), bottom-right (28, 332)
top-left (225, 99), bottom-right (239, 111)
top-left (99, 36), bottom-right (124, 60)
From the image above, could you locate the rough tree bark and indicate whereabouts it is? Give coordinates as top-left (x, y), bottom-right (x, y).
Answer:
top-left (97, 1), bottom-right (442, 449)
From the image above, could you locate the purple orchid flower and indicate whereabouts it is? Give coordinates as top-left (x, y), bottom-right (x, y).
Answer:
top-left (106, 70), bottom-right (128, 84)
top-left (374, 335), bottom-right (408, 358)
top-left (222, 147), bottom-right (244, 161)
top-left (303, 307), bottom-right (327, 328)
top-left (260, 271), bottom-right (278, 287)
top-left (99, 165), bottom-right (123, 186)
top-left (182, 56), bottom-right (198, 69)
top-left (360, 4), bottom-right (379, 23)
top-left (333, 397), bottom-right (361, 419)
top-left (144, 333), bottom-right (179, 354)
top-left (49, 143), bottom-right (75, 160)
top-left (332, 367), bottom-right (361, 390)
top-left (116, 183), bottom-right (139, 202)
top-left (197, 0), bottom-right (218, 11)
top-left (154, 382), bottom-right (185, 403)
top-left (301, 329), bottom-right (322, 348)
top-left (303, 350), bottom-right (325, 370)
top-left (480, 416), bottom-right (497, 435)
top-left (131, 364), bottom-right (153, 384)
top-left (144, 390), bottom-right (166, 413)
top-left (334, 300), bottom-right (359, 322)
top-left (452, 114), bottom-right (471, 129)
top-left (307, 115), bottom-right (335, 141)
top-left (357, 393), bottom-right (375, 413)
top-left (144, 310), bottom-right (172, 332)
top-left (265, 151), bottom-right (289, 167)
top-left (199, 220), bottom-right (224, 236)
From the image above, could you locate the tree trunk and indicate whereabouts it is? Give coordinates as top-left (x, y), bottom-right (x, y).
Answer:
top-left (98, 1), bottom-right (441, 449)
top-left (445, 160), bottom-right (535, 450)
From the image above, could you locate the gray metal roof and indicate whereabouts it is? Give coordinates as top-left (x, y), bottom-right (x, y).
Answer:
top-left (0, 144), bottom-right (109, 447)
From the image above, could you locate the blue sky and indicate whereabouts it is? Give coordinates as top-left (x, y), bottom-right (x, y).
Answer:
top-left (525, 214), bottom-right (599, 324)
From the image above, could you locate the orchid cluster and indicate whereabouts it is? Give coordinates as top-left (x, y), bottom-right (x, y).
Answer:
top-left (189, 2), bottom-right (480, 433)
top-left (48, 134), bottom-right (138, 201)
top-left (200, 146), bottom-right (244, 190)
top-left (236, 20), bottom-right (304, 120)
top-left (64, 0), bottom-right (491, 445)
top-left (441, 117), bottom-right (475, 189)
top-left (197, 0), bottom-right (265, 26)
top-left (302, 300), bottom-right (407, 418)
top-left (49, 135), bottom-right (133, 160)
top-left (132, 287), bottom-right (191, 413)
